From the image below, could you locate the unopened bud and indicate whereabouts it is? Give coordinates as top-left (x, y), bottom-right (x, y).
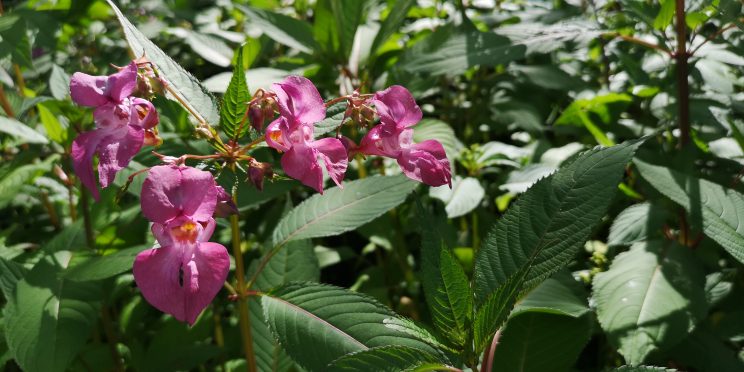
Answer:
top-left (249, 105), bottom-right (264, 132)
top-left (248, 159), bottom-right (273, 191)
top-left (214, 186), bottom-right (238, 217)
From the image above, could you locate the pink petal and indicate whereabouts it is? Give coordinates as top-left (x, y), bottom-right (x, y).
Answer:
top-left (265, 118), bottom-right (291, 152)
top-left (133, 241), bottom-right (230, 325)
top-left (311, 138), bottom-right (348, 188)
top-left (281, 143), bottom-right (324, 193)
top-left (70, 72), bottom-right (109, 107)
top-left (397, 140), bottom-right (452, 187)
top-left (106, 62), bottom-right (138, 102)
top-left (130, 98), bottom-right (159, 129)
top-left (97, 125), bottom-right (144, 189)
top-left (71, 130), bottom-right (107, 200)
top-left (272, 76), bottom-right (325, 125)
top-left (93, 102), bottom-right (133, 129)
top-left (372, 86), bottom-right (422, 130)
top-left (357, 125), bottom-right (408, 158)
top-left (140, 166), bottom-right (218, 224)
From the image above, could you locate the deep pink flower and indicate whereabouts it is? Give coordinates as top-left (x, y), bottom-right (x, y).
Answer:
top-left (265, 76), bottom-right (347, 193)
top-left (358, 86), bottom-right (451, 187)
top-left (133, 165), bottom-right (229, 326)
top-left (70, 62), bottom-right (159, 200)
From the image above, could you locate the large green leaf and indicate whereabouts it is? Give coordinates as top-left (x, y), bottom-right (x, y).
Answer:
top-left (473, 140), bottom-right (643, 304)
top-left (0, 258), bottom-right (26, 299)
top-left (327, 345), bottom-right (444, 372)
top-left (608, 202), bottom-right (668, 246)
top-left (473, 266), bottom-right (529, 354)
top-left (63, 246), bottom-right (146, 281)
top-left (512, 271), bottom-right (589, 318)
top-left (261, 282), bottom-right (443, 371)
top-left (429, 176), bottom-right (484, 218)
top-left (370, 0), bottom-right (416, 55)
top-left (106, 0), bottom-right (220, 125)
top-left (634, 158), bottom-right (744, 263)
top-left (238, 6), bottom-right (319, 54)
top-left (4, 251), bottom-right (102, 372)
top-left (413, 119), bottom-right (459, 162)
top-left (0, 155), bottom-right (57, 208)
top-left (400, 25), bottom-right (526, 76)
top-left (593, 241), bottom-right (707, 365)
top-left (420, 207), bottom-right (472, 349)
top-left (488, 312), bottom-right (592, 372)
top-left (220, 45), bottom-right (251, 140)
top-left (272, 175), bottom-right (417, 246)
top-left (316, 0), bottom-right (364, 60)
top-left (0, 116), bottom-right (48, 144)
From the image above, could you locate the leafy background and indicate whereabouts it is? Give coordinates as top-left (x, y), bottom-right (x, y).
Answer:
top-left (0, 0), bottom-right (743, 371)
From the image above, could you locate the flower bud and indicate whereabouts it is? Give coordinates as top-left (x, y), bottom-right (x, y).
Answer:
top-left (248, 159), bottom-right (273, 191)
top-left (214, 185), bottom-right (238, 218)
top-left (248, 104), bottom-right (264, 132)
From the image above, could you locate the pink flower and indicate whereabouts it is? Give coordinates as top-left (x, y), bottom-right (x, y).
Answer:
top-left (265, 76), bottom-right (347, 193)
top-left (132, 165), bottom-right (229, 326)
top-left (70, 62), bottom-right (159, 200)
top-left (358, 86), bottom-right (452, 187)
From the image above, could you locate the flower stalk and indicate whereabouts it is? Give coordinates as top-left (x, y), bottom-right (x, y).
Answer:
top-left (230, 191), bottom-right (257, 372)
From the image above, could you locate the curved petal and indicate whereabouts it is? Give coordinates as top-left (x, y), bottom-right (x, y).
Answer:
top-left (372, 86), bottom-right (422, 130)
top-left (97, 125), bottom-right (144, 189)
top-left (93, 102), bottom-right (132, 129)
top-left (179, 167), bottom-right (219, 221)
top-left (397, 140), bottom-right (452, 187)
top-left (141, 166), bottom-right (219, 224)
top-left (281, 143), bottom-right (324, 193)
top-left (311, 138), bottom-right (348, 188)
top-left (71, 130), bottom-right (108, 200)
top-left (69, 72), bottom-right (109, 107)
top-left (132, 241), bottom-right (230, 325)
top-left (106, 62), bottom-right (138, 102)
top-left (272, 76), bottom-right (325, 125)
top-left (358, 125), bottom-right (405, 158)
top-left (130, 97), bottom-right (159, 129)
top-left (265, 118), bottom-right (290, 152)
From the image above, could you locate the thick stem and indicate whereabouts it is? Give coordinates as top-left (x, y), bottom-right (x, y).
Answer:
top-left (40, 191), bottom-right (60, 231)
top-left (100, 306), bottom-right (123, 372)
top-left (675, 0), bottom-right (690, 147)
top-left (13, 64), bottom-right (26, 96)
top-left (480, 330), bottom-right (502, 372)
top-left (0, 84), bottom-right (15, 118)
top-left (229, 193), bottom-right (257, 372)
top-left (80, 187), bottom-right (95, 249)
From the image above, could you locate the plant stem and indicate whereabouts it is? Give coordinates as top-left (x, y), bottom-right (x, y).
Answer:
top-left (13, 64), bottom-right (26, 96)
top-left (80, 187), bottom-right (95, 249)
top-left (229, 192), bottom-right (257, 372)
top-left (675, 0), bottom-right (690, 147)
top-left (610, 33), bottom-right (673, 56)
top-left (100, 306), bottom-right (123, 372)
top-left (480, 329), bottom-right (502, 372)
top-left (0, 84), bottom-right (15, 118)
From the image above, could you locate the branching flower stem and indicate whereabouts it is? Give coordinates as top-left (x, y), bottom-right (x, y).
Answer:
top-left (229, 190), bottom-right (257, 372)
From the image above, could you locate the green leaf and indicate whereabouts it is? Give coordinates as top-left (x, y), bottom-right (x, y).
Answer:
top-left (634, 158), bottom-right (744, 263)
top-left (328, 345), bottom-right (444, 372)
top-left (0, 116), bottom-right (48, 144)
top-left (238, 6), bottom-right (319, 54)
top-left (613, 367), bottom-right (677, 372)
top-left (37, 103), bottom-right (68, 144)
top-left (315, 102), bottom-right (346, 137)
top-left (0, 15), bottom-right (31, 68)
top-left (608, 202), bottom-right (668, 246)
top-left (0, 155), bottom-right (57, 208)
top-left (272, 175), bottom-right (417, 246)
top-left (429, 176), bottom-right (484, 218)
top-left (261, 282), bottom-right (444, 371)
top-left (63, 245), bottom-right (146, 281)
top-left (167, 28), bottom-right (233, 67)
top-left (512, 271), bottom-right (589, 318)
top-left (220, 45), bottom-right (251, 140)
top-left (488, 313), bottom-right (592, 372)
top-left (49, 65), bottom-right (71, 100)
top-left (370, 0), bottom-right (415, 55)
top-left (593, 241), bottom-right (707, 365)
top-left (473, 267), bottom-right (529, 353)
top-left (400, 25), bottom-right (526, 76)
top-left (4, 251), bottom-right (102, 372)
top-left (106, 0), bottom-right (220, 125)
top-left (0, 257), bottom-right (26, 299)
top-left (317, 0), bottom-right (364, 60)
top-left (420, 207), bottom-right (472, 349)
top-left (473, 140), bottom-right (643, 304)
top-left (668, 323), bottom-right (744, 371)
top-left (654, 0), bottom-right (676, 30)
top-left (43, 221), bottom-right (85, 253)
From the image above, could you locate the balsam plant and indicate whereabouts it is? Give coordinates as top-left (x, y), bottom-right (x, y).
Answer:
top-left (0, 0), bottom-right (743, 372)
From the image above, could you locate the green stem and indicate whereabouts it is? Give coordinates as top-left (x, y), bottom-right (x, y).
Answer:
top-left (80, 187), bottom-right (95, 249)
top-left (674, 0), bottom-right (690, 147)
top-left (229, 192), bottom-right (257, 372)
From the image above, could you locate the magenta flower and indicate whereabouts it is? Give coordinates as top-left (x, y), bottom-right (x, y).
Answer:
top-left (70, 62), bottom-right (159, 200)
top-left (265, 76), bottom-right (347, 193)
top-left (132, 165), bottom-right (229, 325)
top-left (358, 86), bottom-right (452, 187)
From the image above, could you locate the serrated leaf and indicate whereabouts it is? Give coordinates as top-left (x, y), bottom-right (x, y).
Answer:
top-left (106, 0), bottom-right (220, 125)
top-left (63, 245), bottom-right (146, 281)
top-left (370, 0), bottom-right (416, 55)
top-left (328, 345), bottom-right (444, 372)
top-left (238, 6), bottom-right (319, 54)
top-left (608, 202), bottom-right (668, 246)
top-left (261, 282), bottom-right (443, 371)
top-left (0, 257), bottom-right (26, 299)
top-left (634, 158), bottom-right (744, 263)
top-left (512, 271), bottom-right (589, 318)
top-left (473, 267), bottom-right (529, 354)
top-left (0, 116), bottom-right (48, 144)
top-left (272, 175), bottom-right (417, 246)
top-left (593, 241), bottom-right (707, 365)
top-left (429, 176), bottom-right (484, 218)
top-left (5, 251), bottom-right (102, 372)
top-left (315, 102), bottom-right (346, 137)
top-left (473, 140), bottom-right (643, 304)
top-left (220, 45), bottom-right (251, 140)
top-left (488, 312), bottom-right (592, 372)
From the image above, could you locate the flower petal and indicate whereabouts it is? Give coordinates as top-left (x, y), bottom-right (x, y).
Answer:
top-left (311, 138), bottom-right (348, 188)
top-left (281, 143), bottom-right (324, 193)
top-left (130, 97), bottom-right (159, 129)
top-left (397, 140), bottom-right (452, 187)
top-left (140, 166), bottom-right (219, 224)
top-left (358, 125), bottom-right (409, 158)
top-left (265, 118), bottom-right (291, 152)
top-left (97, 125), bottom-right (144, 189)
top-left (69, 72), bottom-right (109, 107)
top-left (71, 130), bottom-right (107, 200)
top-left (272, 76), bottom-right (325, 125)
top-left (106, 62), bottom-right (138, 102)
top-left (132, 241), bottom-right (230, 325)
top-left (372, 85), bottom-right (422, 130)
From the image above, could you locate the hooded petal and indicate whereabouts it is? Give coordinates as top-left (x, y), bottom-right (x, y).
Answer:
top-left (213, 186), bottom-right (238, 218)
top-left (105, 62), bottom-right (138, 102)
top-left (70, 73), bottom-right (109, 107)
top-left (97, 125), bottom-right (145, 189)
top-left (311, 138), bottom-right (348, 188)
top-left (132, 241), bottom-right (230, 325)
top-left (397, 140), bottom-right (452, 187)
top-left (71, 130), bottom-right (108, 200)
top-left (272, 76), bottom-right (325, 125)
top-left (281, 143), bottom-right (324, 193)
top-left (265, 118), bottom-right (291, 152)
top-left (130, 97), bottom-right (159, 129)
top-left (140, 166), bottom-right (219, 224)
top-left (357, 125), bottom-right (411, 158)
top-left (372, 86), bottom-right (422, 131)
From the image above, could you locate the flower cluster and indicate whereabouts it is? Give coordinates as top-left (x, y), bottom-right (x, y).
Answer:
top-left (69, 61), bottom-right (451, 324)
